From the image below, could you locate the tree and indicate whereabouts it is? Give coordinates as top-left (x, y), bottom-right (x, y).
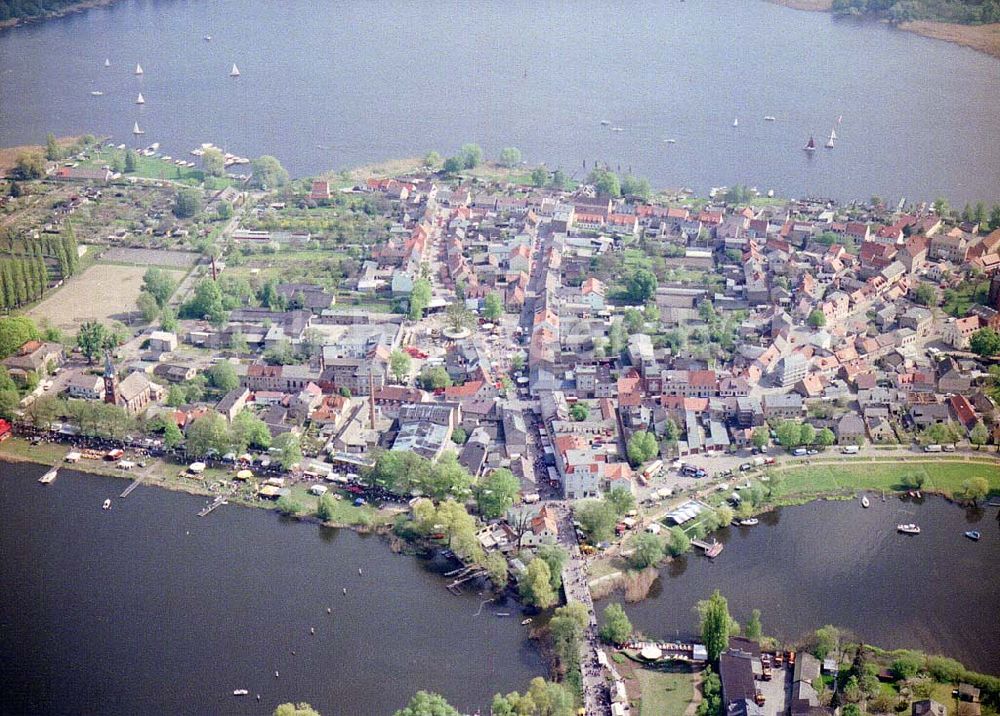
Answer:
top-left (76, 321), bottom-right (110, 364)
top-left (697, 669), bottom-right (722, 716)
top-left (605, 486), bottom-right (636, 516)
top-left (969, 327), bottom-right (1000, 357)
top-left (0, 316), bottom-right (39, 358)
top-left (620, 174), bottom-right (652, 200)
top-left (970, 421), bottom-right (989, 449)
top-left (550, 169), bottom-right (567, 190)
top-left (185, 411), bottom-right (231, 456)
top-left (0, 389), bottom-right (18, 420)
top-left (136, 292), bottom-right (159, 322)
top-left (460, 143), bottom-right (483, 169)
top-left (813, 624), bottom-right (840, 660)
top-left (476, 467), bottom-right (520, 519)
top-left (752, 428), bottom-right (769, 450)
top-left (273, 703), bottom-right (321, 716)
top-left (250, 155), bottom-right (288, 189)
top-left (599, 603), bottom-right (633, 645)
top-left (389, 349), bottom-right (411, 384)
top-left (700, 590), bottom-right (732, 663)
top-left (498, 147), bottom-right (521, 167)
top-left (587, 167), bottom-right (620, 197)
top-left (45, 133), bottom-right (62, 161)
top-left (775, 420), bottom-right (803, 449)
top-left (160, 307), bottom-right (178, 332)
top-left (217, 200), bottom-right (233, 220)
top-left (182, 279), bottom-right (226, 324)
top-left (574, 499), bottom-right (617, 543)
top-left (201, 147), bottom-right (225, 177)
top-left (394, 691), bottom-right (460, 716)
top-left (445, 301), bottom-right (473, 332)
top-left (481, 551), bottom-right (509, 590)
top-left (536, 544), bottom-right (567, 592)
top-left (816, 427), bottom-right (835, 447)
top-left (746, 608), bottom-right (762, 640)
top-left (232, 410), bottom-right (271, 451)
top-left (799, 423), bottom-right (816, 446)
top-left (626, 269), bottom-right (658, 303)
top-left (418, 365), bottom-right (452, 391)
top-left (808, 310), bottom-right (827, 328)
top-left (961, 476), bottom-right (989, 505)
top-left (442, 156), bottom-right (463, 174)
top-left (272, 432), bottom-right (302, 471)
top-left (422, 151), bottom-right (441, 168)
top-left (623, 307), bottom-right (644, 334)
top-left (626, 430), bottom-right (659, 466)
top-left (12, 151), bottom-right (45, 180)
top-left (173, 189), bottom-right (202, 218)
top-left (163, 420), bottom-right (183, 450)
top-left (891, 653), bottom-right (924, 681)
top-left (482, 292), bottom-right (502, 321)
top-left (530, 166), bottom-right (548, 187)
top-left (520, 557), bottom-right (557, 608)
top-left (912, 283), bottom-right (935, 306)
top-left (667, 525), bottom-right (691, 556)
top-left (124, 148), bottom-right (138, 173)
top-left (409, 278), bottom-right (432, 320)
top-left (142, 267), bottom-right (176, 308)
top-left (628, 532), bottom-right (664, 569)
top-left (569, 402), bottom-right (589, 421)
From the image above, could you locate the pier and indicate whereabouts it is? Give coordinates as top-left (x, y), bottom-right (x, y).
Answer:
top-left (119, 478), bottom-right (144, 498)
top-left (445, 566), bottom-right (488, 595)
top-left (198, 494), bottom-right (228, 517)
top-left (691, 539), bottom-right (724, 558)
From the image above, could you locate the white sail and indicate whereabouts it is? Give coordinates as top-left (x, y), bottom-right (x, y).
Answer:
top-left (830, 128), bottom-right (838, 140)
top-left (135, 63), bottom-right (143, 75)
top-left (133, 122), bottom-right (144, 135)
top-left (230, 63), bottom-right (240, 77)
top-left (733, 117), bottom-right (738, 127)
top-left (136, 92), bottom-right (145, 104)
top-left (104, 58), bottom-right (110, 67)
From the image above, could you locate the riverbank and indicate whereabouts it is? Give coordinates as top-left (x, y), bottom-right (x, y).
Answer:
top-left (0, 0), bottom-right (121, 30)
top-left (766, 0), bottom-right (1000, 59)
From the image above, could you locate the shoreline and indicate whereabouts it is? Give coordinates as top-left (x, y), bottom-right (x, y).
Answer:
top-left (765, 0), bottom-right (1000, 60)
top-left (0, 0), bottom-right (122, 30)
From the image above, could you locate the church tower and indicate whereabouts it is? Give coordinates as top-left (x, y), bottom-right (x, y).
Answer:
top-left (103, 351), bottom-right (118, 405)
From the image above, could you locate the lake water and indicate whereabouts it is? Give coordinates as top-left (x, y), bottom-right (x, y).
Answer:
top-left (598, 496), bottom-right (1000, 675)
top-left (0, 463), bottom-right (543, 715)
top-left (0, 0), bottom-right (998, 203)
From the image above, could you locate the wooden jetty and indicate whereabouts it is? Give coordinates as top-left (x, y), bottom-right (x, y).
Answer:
top-left (198, 494), bottom-right (228, 517)
top-left (446, 566), bottom-right (488, 595)
top-left (119, 477), bottom-right (144, 498)
top-left (38, 467), bottom-right (58, 484)
top-left (691, 539), bottom-right (724, 558)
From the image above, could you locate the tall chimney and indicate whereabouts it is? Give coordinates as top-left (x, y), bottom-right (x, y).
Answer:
top-left (368, 368), bottom-right (376, 430)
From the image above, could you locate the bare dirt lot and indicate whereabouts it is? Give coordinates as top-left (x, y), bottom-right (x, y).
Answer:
top-left (27, 263), bottom-right (184, 334)
top-left (100, 247), bottom-right (200, 268)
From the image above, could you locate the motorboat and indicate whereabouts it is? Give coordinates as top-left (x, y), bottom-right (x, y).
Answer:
top-left (599, 120), bottom-right (611, 126)
top-left (897, 523), bottom-right (920, 535)
top-left (764, 115), bottom-right (776, 121)
top-left (90, 90), bottom-right (104, 96)
top-left (964, 531), bottom-right (981, 541)
top-left (204, 35), bottom-right (212, 41)
top-left (521, 618), bottom-right (533, 625)
top-left (861, 495), bottom-right (870, 508)
top-left (102, 499), bottom-right (112, 510)
top-left (738, 518), bottom-right (759, 526)
top-left (610, 127), bottom-right (624, 132)
top-left (233, 690), bottom-right (249, 697)
top-left (663, 138), bottom-right (677, 144)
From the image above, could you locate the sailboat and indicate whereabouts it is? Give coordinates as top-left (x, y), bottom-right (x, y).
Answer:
top-left (732, 117), bottom-right (739, 127)
top-left (803, 135), bottom-right (816, 152)
top-left (230, 63), bottom-right (240, 77)
top-left (825, 128), bottom-right (836, 148)
top-left (133, 121), bottom-right (145, 136)
top-left (135, 92), bottom-right (145, 105)
top-left (104, 58), bottom-right (111, 67)
top-left (135, 63), bottom-right (143, 75)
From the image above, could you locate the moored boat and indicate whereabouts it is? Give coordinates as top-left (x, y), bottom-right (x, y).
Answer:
top-left (521, 618), bottom-right (533, 625)
top-left (738, 518), bottom-right (759, 526)
top-left (897, 523), bottom-right (920, 535)
top-left (233, 689), bottom-right (249, 696)
top-left (102, 498), bottom-right (112, 510)
top-left (861, 495), bottom-right (870, 508)
top-left (964, 531), bottom-right (981, 541)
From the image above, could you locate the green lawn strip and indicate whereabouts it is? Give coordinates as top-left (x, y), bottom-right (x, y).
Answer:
top-left (634, 668), bottom-right (694, 716)
top-left (772, 460), bottom-right (999, 499)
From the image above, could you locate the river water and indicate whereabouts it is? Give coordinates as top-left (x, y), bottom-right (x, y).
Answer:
top-left (0, 463), bottom-right (543, 715)
top-left (0, 0), bottom-right (998, 203)
top-left (599, 496), bottom-right (1000, 675)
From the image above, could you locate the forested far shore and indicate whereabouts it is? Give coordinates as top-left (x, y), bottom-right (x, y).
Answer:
top-left (0, 0), bottom-right (118, 25)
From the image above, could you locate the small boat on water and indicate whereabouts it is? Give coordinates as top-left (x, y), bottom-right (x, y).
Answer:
top-left (964, 531), bottom-right (981, 541)
top-left (134, 63), bottom-right (143, 75)
top-left (90, 90), bottom-right (104, 96)
top-left (133, 122), bottom-right (145, 135)
top-left (610, 126), bottom-right (624, 132)
top-left (204, 35), bottom-right (212, 41)
top-left (599, 120), bottom-right (611, 126)
top-left (104, 58), bottom-right (110, 67)
top-left (764, 115), bottom-right (776, 121)
top-left (102, 498), bottom-right (112, 510)
top-left (233, 690), bottom-right (249, 697)
top-left (732, 117), bottom-right (739, 127)
top-left (39, 467), bottom-right (58, 484)
top-left (861, 495), bottom-right (870, 508)
top-left (738, 518), bottom-right (759, 526)
top-left (803, 135), bottom-right (816, 152)
top-left (495, 612), bottom-right (511, 617)
top-left (136, 92), bottom-right (145, 104)
top-left (663, 138), bottom-right (677, 144)
top-left (521, 618), bottom-right (533, 625)
top-left (825, 129), bottom-right (836, 148)
top-left (897, 523), bottom-right (920, 535)
top-left (230, 63), bottom-right (240, 77)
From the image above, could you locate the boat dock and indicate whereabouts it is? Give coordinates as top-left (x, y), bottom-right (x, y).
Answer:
top-left (38, 467), bottom-right (58, 484)
top-left (691, 539), bottom-right (724, 558)
top-left (198, 494), bottom-right (228, 517)
top-left (445, 566), bottom-right (488, 595)
top-left (119, 478), bottom-right (144, 498)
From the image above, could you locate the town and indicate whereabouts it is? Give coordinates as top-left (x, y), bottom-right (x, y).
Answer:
top-left (1, 139), bottom-right (999, 716)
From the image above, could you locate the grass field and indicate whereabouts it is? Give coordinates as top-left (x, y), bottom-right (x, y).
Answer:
top-left (635, 669), bottom-right (695, 716)
top-left (771, 459), bottom-right (1000, 499)
top-left (27, 263), bottom-right (184, 333)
